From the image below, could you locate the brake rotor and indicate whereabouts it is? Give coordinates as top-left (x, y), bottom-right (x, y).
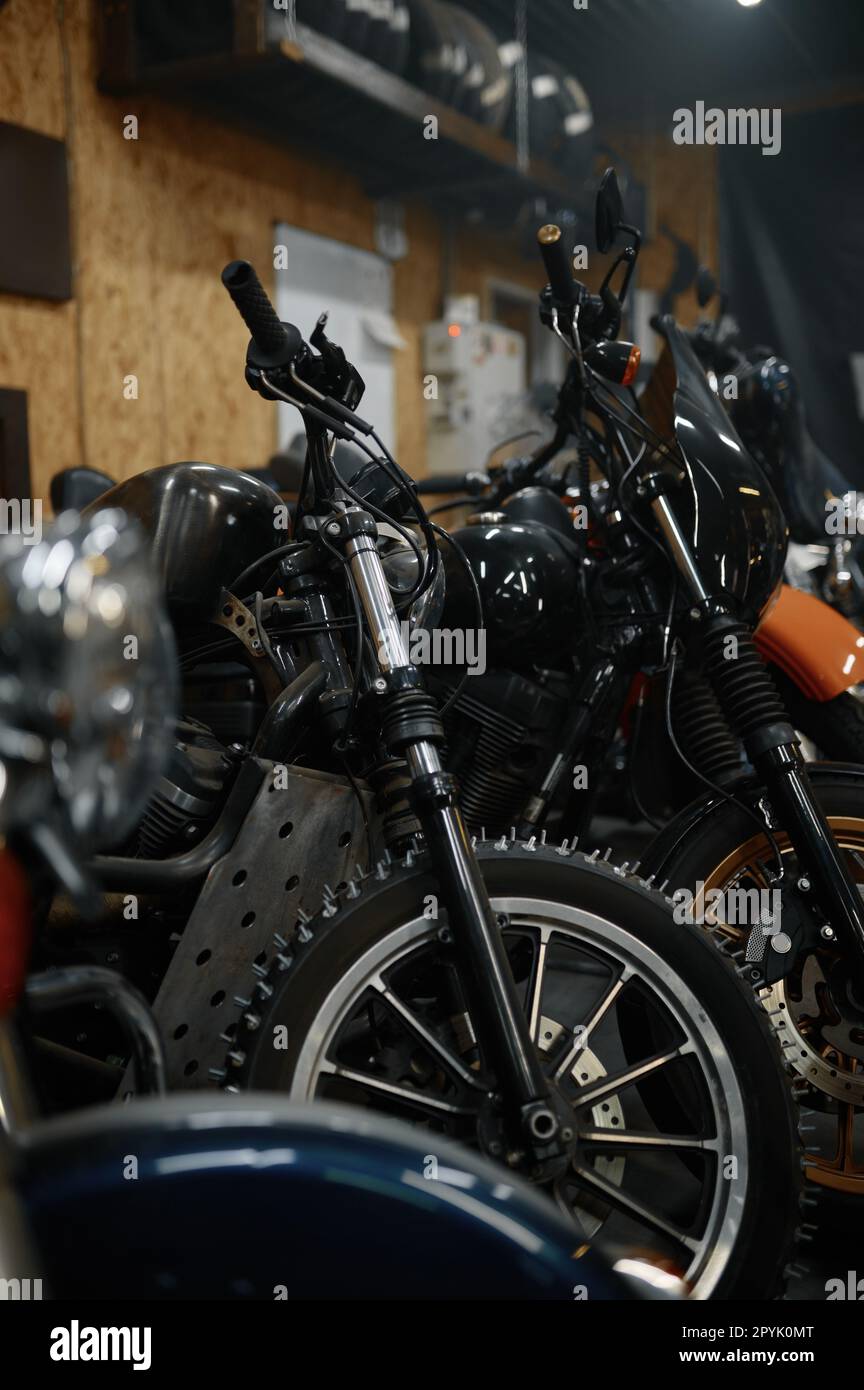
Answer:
top-left (538, 1014), bottom-right (625, 1239)
top-left (698, 819), bottom-right (864, 1192)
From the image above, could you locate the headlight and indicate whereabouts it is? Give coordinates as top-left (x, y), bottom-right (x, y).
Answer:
top-left (377, 527), bottom-right (446, 635)
top-left (0, 508), bottom-right (177, 848)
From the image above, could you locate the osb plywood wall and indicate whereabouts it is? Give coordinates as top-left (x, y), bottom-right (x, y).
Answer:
top-left (0, 0), bottom-right (717, 506)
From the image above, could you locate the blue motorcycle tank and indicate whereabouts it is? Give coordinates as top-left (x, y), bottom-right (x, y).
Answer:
top-left (20, 1096), bottom-right (631, 1300)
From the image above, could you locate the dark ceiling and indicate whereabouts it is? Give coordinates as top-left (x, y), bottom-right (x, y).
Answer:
top-left (461, 0), bottom-right (864, 121)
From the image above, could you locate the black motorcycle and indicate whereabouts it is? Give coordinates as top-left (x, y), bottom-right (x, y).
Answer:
top-left (396, 170), bottom-right (864, 1203)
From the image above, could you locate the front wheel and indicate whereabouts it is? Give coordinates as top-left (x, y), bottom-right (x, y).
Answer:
top-left (220, 840), bottom-right (802, 1299)
top-left (644, 766), bottom-right (864, 1201)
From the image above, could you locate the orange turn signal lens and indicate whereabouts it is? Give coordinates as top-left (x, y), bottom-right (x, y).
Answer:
top-left (622, 344), bottom-right (641, 386)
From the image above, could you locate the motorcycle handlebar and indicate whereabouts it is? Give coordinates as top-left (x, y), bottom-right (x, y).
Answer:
top-left (221, 260), bottom-right (304, 361)
top-left (537, 225), bottom-right (579, 307)
top-left (415, 470), bottom-right (490, 496)
top-left (536, 228), bottom-right (610, 335)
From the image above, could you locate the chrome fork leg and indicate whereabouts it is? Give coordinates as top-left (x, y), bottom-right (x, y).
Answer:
top-left (341, 519), bottom-right (563, 1161)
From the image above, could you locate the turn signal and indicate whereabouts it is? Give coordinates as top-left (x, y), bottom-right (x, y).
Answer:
top-left (585, 340), bottom-right (641, 386)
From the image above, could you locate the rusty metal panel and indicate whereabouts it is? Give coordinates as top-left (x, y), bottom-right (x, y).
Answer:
top-left (127, 759), bottom-right (374, 1093)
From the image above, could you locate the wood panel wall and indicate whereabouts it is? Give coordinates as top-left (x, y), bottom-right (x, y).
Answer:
top-left (0, 0), bottom-right (718, 507)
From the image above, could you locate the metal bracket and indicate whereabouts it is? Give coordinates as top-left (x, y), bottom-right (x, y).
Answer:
top-left (213, 589), bottom-right (282, 702)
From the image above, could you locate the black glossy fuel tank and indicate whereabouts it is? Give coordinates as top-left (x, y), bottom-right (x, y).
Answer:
top-left (85, 463), bottom-right (282, 622)
top-left (440, 505), bottom-right (581, 665)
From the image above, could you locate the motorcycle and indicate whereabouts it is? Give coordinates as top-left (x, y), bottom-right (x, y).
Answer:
top-left (415, 338), bottom-right (864, 772)
top-left (0, 509), bottom-right (660, 1302)
top-left (63, 254), bottom-right (807, 1300)
top-left (676, 267), bottom-right (864, 759)
top-left (401, 168), bottom-right (864, 1201)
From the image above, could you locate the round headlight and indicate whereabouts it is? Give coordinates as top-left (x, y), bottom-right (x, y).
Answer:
top-left (0, 508), bottom-right (177, 848)
top-left (377, 527), bottom-right (446, 635)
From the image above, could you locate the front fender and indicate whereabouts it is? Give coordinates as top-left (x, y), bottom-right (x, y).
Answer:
top-left (639, 762), bottom-right (864, 883)
top-left (755, 584), bottom-right (864, 701)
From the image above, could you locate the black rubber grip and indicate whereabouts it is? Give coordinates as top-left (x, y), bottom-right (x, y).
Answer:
top-left (221, 260), bottom-right (293, 357)
top-left (416, 473), bottom-right (476, 495)
top-left (537, 225), bottom-right (578, 306)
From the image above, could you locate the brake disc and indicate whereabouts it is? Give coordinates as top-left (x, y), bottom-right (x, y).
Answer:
top-left (538, 1015), bottom-right (625, 1239)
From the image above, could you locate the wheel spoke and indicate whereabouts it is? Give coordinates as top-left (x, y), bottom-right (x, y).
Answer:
top-left (553, 969), bottom-right (630, 1082)
top-left (527, 927), bottom-right (552, 1043)
top-left (569, 1044), bottom-right (688, 1108)
top-left (568, 1163), bottom-right (699, 1252)
top-left (369, 975), bottom-right (486, 1090)
top-left (318, 1059), bottom-right (477, 1117)
top-left (579, 1128), bottom-right (719, 1152)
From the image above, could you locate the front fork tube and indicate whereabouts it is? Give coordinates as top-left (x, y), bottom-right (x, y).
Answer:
top-left (340, 517), bottom-right (563, 1161)
top-left (651, 491), bottom-right (864, 981)
top-left (752, 743), bottom-right (864, 977)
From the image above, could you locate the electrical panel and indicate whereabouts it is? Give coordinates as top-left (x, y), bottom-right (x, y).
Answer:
top-left (423, 320), bottom-right (526, 477)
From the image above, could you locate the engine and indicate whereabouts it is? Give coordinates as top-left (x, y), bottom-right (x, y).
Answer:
top-left (431, 668), bottom-right (569, 837)
top-left (135, 718), bottom-right (238, 859)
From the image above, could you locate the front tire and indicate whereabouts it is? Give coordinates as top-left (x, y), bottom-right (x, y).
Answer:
top-left (221, 839), bottom-right (802, 1299)
top-left (644, 766), bottom-right (864, 1204)
top-left (770, 667), bottom-right (864, 762)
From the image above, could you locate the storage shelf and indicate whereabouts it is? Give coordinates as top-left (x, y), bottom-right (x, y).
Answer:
top-left (99, 18), bottom-right (580, 211)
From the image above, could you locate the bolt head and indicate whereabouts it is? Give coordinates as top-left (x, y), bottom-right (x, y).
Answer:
top-left (373, 677), bottom-right (387, 693)
top-left (797, 877), bottom-right (810, 891)
top-left (327, 521), bottom-right (341, 537)
top-left (820, 924), bottom-right (836, 941)
top-left (770, 931), bottom-right (792, 954)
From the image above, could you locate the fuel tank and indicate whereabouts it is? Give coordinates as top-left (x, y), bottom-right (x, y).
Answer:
top-left (85, 463), bottom-right (282, 623)
top-left (440, 492), bottom-right (581, 665)
top-left (20, 1095), bottom-right (634, 1300)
